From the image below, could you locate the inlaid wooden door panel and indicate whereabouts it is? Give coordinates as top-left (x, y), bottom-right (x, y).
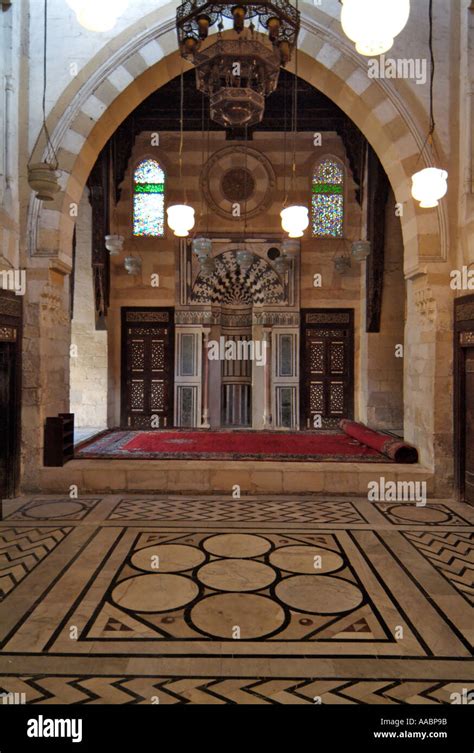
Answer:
top-left (464, 348), bottom-right (474, 504)
top-left (301, 310), bottom-right (354, 430)
top-left (121, 309), bottom-right (174, 429)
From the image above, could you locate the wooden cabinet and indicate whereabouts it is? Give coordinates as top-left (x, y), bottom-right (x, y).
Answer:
top-left (43, 413), bottom-right (74, 467)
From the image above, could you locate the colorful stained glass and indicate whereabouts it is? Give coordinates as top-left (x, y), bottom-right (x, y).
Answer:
top-left (312, 158), bottom-right (344, 237)
top-left (133, 159), bottom-right (165, 237)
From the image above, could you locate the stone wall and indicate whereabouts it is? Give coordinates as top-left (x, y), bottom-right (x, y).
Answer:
top-left (70, 193), bottom-right (108, 428)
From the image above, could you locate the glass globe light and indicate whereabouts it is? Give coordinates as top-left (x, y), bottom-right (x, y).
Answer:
top-left (411, 168), bottom-right (448, 208)
top-left (67, 0), bottom-right (128, 32)
top-left (280, 206), bottom-right (309, 239)
top-left (167, 205), bottom-right (195, 237)
top-left (341, 0), bottom-right (410, 56)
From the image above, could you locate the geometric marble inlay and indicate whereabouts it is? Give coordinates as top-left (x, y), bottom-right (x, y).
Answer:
top-left (1, 494), bottom-right (472, 706)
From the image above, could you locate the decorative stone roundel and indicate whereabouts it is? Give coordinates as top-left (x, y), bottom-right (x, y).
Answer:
top-left (200, 146), bottom-right (275, 220)
top-left (221, 168), bottom-right (255, 202)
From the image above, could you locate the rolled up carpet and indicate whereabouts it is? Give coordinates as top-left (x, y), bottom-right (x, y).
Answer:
top-left (340, 419), bottom-right (418, 464)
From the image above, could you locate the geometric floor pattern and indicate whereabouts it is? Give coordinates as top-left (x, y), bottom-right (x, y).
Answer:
top-left (0, 494), bottom-right (473, 705)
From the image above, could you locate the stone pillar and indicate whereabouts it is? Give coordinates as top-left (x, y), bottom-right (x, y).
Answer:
top-left (404, 274), bottom-right (454, 495)
top-left (263, 327), bottom-right (272, 428)
top-left (22, 263), bottom-right (72, 490)
top-left (201, 327), bottom-right (210, 428)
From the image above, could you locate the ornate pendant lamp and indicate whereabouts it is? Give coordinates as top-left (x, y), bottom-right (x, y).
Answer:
top-left (167, 69), bottom-right (196, 237)
top-left (176, 1), bottom-right (300, 128)
top-left (66, 0), bottom-right (128, 32)
top-left (411, 0), bottom-right (448, 208)
top-left (340, 0), bottom-right (410, 56)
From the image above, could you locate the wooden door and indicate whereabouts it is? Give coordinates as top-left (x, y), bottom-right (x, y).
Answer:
top-left (121, 309), bottom-right (174, 429)
top-left (0, 335), bottom-right (20, 498)
top-left (454, 296), bottom-right (474, 503)
top-left (301, 309), bottom-right (354, 429)
top-left (464, 347), bottom-right (474, 504)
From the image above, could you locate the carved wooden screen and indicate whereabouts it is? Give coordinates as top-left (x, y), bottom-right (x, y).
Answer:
top-left (221, 333), bottom-right (252, 427)
top-left (454, 295), bottom-right (474, 503)
top-left (0, 292), bottom-right (22, 498)
top-left (121, 308), bottom-right (174, 429)
top-left (301, 309), bottom-right (354, 430)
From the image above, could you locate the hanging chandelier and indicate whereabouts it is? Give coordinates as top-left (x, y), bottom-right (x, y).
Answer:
top-left (340, 0), bottom-right (410, 56)
top-left (176, 1), bottom-right (300, 128)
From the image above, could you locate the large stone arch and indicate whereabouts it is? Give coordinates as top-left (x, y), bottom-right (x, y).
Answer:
top-left (22, 6), bottom-right (453, 491)
top-left (26, 7), bottom-right (448, 276)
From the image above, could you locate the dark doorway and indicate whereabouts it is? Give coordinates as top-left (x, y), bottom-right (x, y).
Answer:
top-left (121, 308), bottom-right (174, 429)
top-left (0, 291), bottom-right (22, 499)
top-left (301, 309), bottom-right (354, 430)
top-left (221, 333), bottom-right (252, 427)
top-left (454, 295), bottom-right (474, 503)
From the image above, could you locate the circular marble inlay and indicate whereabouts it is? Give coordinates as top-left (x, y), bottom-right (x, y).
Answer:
top-left (389, 505), bottom-right (450, 523)
top-left (269, 546), bottom-right (344, 574)
top-left (131, 544), bottom-right (205, 573)
top-left (197, 559), bottom-right (276, 592)
top-left (190, 593), bottom-right (285, 639)
top-left (221, 167), bottom-right (255, 202)
top-left (275, 575), bottom-right (363, 615)
top-left (25, 501), bottom-right (84, 518)
top-left (203, 533), bottom-right (271, 558)
top-left (111, 574), bottom-right (199, 613)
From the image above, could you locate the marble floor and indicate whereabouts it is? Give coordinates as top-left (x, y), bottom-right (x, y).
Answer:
top-left (0, 494), bottom-right (473, 704)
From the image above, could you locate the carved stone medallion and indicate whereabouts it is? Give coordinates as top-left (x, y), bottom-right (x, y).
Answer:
top-left (200, 146), bottom-right (275, 220)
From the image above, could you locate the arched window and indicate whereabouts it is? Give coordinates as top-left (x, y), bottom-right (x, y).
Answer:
top-left (133, 159), bottom-right (165, 237)
top-left (311, 158), bottom-right (344, 237)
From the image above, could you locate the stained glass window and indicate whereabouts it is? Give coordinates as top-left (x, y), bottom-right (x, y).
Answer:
top-left (311, 158), bottom-right (344, 237)
top-left (133, 159), bottom-right (165, 237)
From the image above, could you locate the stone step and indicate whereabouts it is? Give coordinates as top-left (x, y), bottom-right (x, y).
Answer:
top-left (34, 459), bottom-right (435, 497)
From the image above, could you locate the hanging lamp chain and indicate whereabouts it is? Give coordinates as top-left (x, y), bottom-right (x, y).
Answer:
top-left (40, 0), bottom-right (58, 170)
top-left (291, 0), bottom-right (299, 195)
top-left (416, 0), bottom-right (437, 166)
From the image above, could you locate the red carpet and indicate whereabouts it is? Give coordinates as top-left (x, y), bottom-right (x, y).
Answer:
top-left (76, 429), bottom-right (389, 462)
top-left (340, 420), bottom-right (418, 463)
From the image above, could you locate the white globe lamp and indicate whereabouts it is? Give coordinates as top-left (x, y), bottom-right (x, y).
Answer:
top-left (411, 168), bottom-right (448, 208)
top-left (341, 0), bottom-right (410, 56)
top-left (67, 0), bottom-right (128, 32)
top-left (167, 205), bottom-right (196, 237)
top-left (280, 205), bottom-right (309, 239)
